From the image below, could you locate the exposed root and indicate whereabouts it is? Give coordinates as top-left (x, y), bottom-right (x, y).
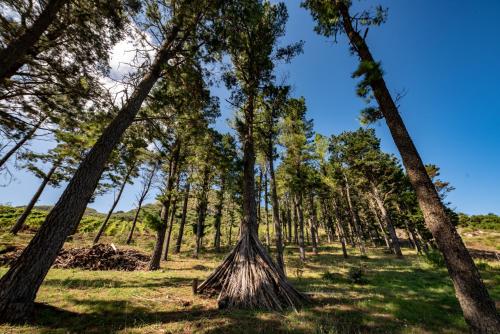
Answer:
top-left (198, 232), bottom-right (308, 311)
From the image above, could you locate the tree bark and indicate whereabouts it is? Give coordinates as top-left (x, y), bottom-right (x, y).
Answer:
top-left (268, 153), bottom-right (285, 273)
top-left (264, 171), bottom-right (271, 249)
top-left (93, 163), bottom-right (135, 244)
top-left (213, 177), bottom-right (225, 252)
top-left (337, 2), bottom-right (500, 331)
top-left (308, 195), bottom-right (318, 255)
top-left (10, 162), bottom-right (58, 234)
top-left (0, 0), bottom-right (69, 82)
top-left (194, 165), bottom-right (210, 258)
top-left (343, 174), bottom-right (366, 256)
top-left (370, 184), bottom-right (403, 258)
top-left (0, 117), bottom-right (46, 170)
top-left (163, 184), bottom-right (180, 261)
top-left (126, 164), bottom-right (157, 244)
top-left (0, 26), bottom-right (183, 321)
top-left (294, 193), bottom-right (306, 262)
top-left (149, 141), bottom-right (181, 270)
top-left (174, 182), bottom-right (190, 253)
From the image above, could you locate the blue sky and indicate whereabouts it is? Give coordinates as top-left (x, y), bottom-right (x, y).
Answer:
top-left (1, 0), bottom-right (500, 214)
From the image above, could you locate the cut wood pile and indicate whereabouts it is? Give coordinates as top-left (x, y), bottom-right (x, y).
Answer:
top-left (0, 244), bottom-right (150, 271)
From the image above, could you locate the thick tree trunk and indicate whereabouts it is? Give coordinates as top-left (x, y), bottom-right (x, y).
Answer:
top-left (94, 163), bottom-right (135, 244)
top-left (0, 117), bottom-right (46, 169)
top-left (268, 153), bottom-right (285, 273)
top-left (0, 28), bottom-right (181, 321)
top-left (174, 183), bottom-right (190, 254)
top-left (370, 184), bottom-right (403, 258)
top-left (0, 0), bottom-right (69, 82)
top-left (213, 178), bottom-right (225, 252)
top-left (337, 2), bottom-right (500, 331)
top-left (10, 162), bottom-right (57, 234)
top-left (149, 141), bottom-right (181, 270)
top-left (127, 163), bottom-right (157, 244)
top-left (198, 92), bottom-right (305, 310)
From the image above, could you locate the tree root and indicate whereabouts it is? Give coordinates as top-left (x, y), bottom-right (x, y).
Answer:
top-left (198, 232), bottom-right (308, 311)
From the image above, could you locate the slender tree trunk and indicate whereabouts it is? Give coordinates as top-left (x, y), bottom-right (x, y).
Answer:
top-left (268, 153), bottom-right (285, 273)
top-left (343, 174), bottom-right (366, 256)
top-left (294, 193), bottom-right (306, 262)
top-left (370, 184), bottom-right (403, 258)
top-left (213, 177), bottom-right (225, 252)
top-left (94, 163), bottom-right (135, 244)
top-left (368, 197), bottom-right (391, 250)
top-left (332, 197), bottom-right (348, 258)
top-left (10, 162), bottom-right (58, 234)
top-left (0, 117), bottom-right (46, 169)
top-left (227, 200), bottom-right (234, 247)
top-left (308, 195), bottom-right (318, 255)
top-left (163, 187), bottom-right (179, 261)
top-left (194, 166), bottom-right (210, 258)
top-left (127, 163), bottom-right (157, 244)
top-left (174, 183), bottom-right (190, 254)
top-left (0, 0), bottom-right (69, 82)
top-left (0, 25), bottom-right (184, 320)
top-left (264, 171), bottom-right (271, 249)
top-left (287, 200), bottom-right (292, 243)
top-left (337, 2), bottom-right (500, 330)
top-left (149, 141), bottom-right (181, 270)
top-left (256, 168), bottom-right (263, 233)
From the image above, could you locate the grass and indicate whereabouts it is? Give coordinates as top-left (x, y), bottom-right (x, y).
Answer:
top-left (0, 231), bottom-right (499, 333)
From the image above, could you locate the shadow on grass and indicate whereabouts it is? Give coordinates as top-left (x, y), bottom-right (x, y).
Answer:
top-left (43, 276), bottom-right (192, 289)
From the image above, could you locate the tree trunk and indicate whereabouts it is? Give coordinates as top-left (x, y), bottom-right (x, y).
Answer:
top-left (213, 177), bottom-right (225, 252)
top-left (332, 197), bottom-right (348, 258)
top-left (93, 163), bottom-right (135, 244)
top-left (194, 166), bottom-right (210, 258)
top-left (149, 141), bottom-right (181, 270)
top-left (174, 183), bottom-right (190, 253)
top-left (308, 195), bottom-right (318, 255)
top-left (368, 198), bottom-right (392, 251)
top-left (0, 117), bottom-right (46, 170)
top-left (343, 174), bottom-right (366, 256)
top-left (294, 193), bottom-right (306, 262)
top-left (268, 153), bottom-right (285, 273)
top-left (337, 2), bottom-right (500, 331)
top-left (163, 189), bottom-right (179, 261)
top-left (0, 26), bottom-right (182, 321)
top-left (198, 91), bottom-right (305, 310)
top-left (264, 171), bottom-right (271, 249)
top-left (10, 162), bottom-right (58, 234)
top-left (127, 163), bottom-right (157, 244)
top-left (370, 184), bottom-right (403, 258)
top-left (0, 0), bottom-right (69, 82)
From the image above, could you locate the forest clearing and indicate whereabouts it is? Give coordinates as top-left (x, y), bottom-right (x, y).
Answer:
top-left (0, 222), bottom-right (498, 334)
top-left (1, 0), bottom-right (499, 333)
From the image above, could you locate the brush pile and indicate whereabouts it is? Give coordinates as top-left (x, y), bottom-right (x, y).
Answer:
top-left (0, 244), bottom-right (150, 270)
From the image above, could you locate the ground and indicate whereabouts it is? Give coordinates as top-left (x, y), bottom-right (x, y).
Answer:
top-left (0, 231), bottom-right (499, 334)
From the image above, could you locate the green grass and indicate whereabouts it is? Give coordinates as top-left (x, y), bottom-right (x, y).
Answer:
top-left (1, 234), bottom-right (499, 334)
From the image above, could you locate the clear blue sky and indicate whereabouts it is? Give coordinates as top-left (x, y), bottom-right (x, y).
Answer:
top-left (1, 0), bottom-right (500, 215)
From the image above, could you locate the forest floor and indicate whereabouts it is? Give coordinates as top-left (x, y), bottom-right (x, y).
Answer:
top-left (0, 231), bottom-right (499, 334)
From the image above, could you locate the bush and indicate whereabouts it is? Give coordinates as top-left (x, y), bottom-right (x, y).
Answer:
top-left (425, 250), bottom-right (446, 268)
top-left (321, 271), bottom-right (338, 282)
top-left (347, 266), bottom-right (366, 284)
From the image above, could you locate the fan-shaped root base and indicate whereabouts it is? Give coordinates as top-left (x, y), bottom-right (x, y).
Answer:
top-left (198, 232), bottom-right (308, 311)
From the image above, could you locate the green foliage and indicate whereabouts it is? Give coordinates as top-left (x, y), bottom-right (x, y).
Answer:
top-left (143, 211), bottom-right (163, 232)
top-left (458, 213), bottom-right (500, 231)
top-left (425, 250), bottom-right (446, 268)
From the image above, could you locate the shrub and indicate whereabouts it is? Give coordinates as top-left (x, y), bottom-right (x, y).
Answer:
top-left (347, 266), bottom-right (366, 284)
top-left (425, 250), bottom-right (446, 268)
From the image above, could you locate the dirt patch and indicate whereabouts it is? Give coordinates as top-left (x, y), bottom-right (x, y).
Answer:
top-left (0, 244), bottom-right (150, 271)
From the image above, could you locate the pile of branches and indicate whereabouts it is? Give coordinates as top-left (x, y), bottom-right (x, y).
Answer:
top-left (0, 244), bottom-right (150, 271)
